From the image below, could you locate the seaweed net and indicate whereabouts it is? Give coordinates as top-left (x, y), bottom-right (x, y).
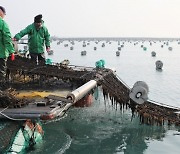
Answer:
top-left (100, 73), bottom-right (180, 126)
top-left (4, 56), bottom-right (180, 125)
top-left (0, 89), bottom-right (29, 108)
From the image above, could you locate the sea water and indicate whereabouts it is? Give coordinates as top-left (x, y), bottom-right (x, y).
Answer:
top-left (4, 39), bottom-right (180, 153)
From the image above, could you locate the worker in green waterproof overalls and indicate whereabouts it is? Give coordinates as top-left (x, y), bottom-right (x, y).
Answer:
top-left (0, 6), bottom-right (15, 89)
top-left (13, 14), bottom-right (51, 65)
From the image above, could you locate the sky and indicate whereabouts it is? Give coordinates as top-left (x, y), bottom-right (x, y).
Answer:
top-left (1, 0), bottom-right (180, 38)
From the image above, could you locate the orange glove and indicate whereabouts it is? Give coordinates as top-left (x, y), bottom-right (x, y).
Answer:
top-left (11, 53), bottom-right (15, 61)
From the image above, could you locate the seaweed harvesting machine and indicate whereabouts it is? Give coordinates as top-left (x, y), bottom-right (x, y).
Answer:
top-left (0, 54), bottom-right (180, 153)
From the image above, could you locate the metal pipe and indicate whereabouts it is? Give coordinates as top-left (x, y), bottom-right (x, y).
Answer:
top-left (66, 80), bottom-right (97, 103)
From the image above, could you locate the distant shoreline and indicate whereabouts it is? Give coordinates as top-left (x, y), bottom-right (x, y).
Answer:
top-left (51, 36), bottom-right (180, 41)
top-left (20, 36), bottom-right (180, 41)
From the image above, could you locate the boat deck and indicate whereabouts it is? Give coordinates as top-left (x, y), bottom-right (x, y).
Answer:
top-left (0, 95), bottom-right (72, 120)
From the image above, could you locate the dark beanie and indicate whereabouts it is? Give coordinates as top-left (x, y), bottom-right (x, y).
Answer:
top-left (34, 14), bottom-right (42, 23)
top-left (0, 6), bottom-right (6, 14)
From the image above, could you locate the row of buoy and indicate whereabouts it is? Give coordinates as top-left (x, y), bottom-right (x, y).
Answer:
top-left (56, 41), bottom-right (174, 54)
top-left (53, 38), bottom-right (180, 44)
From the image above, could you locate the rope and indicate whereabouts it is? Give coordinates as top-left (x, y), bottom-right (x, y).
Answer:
top-left (0, 107), bottom-right (27, 121)
top-left (28, 65), bottom-right (48, 73)
top-left (0, 106), bottom-right (9, 113)
top-left (148, 99), bottom-right (180, 110)
top-left (115, 73), bottom-right (131, 89)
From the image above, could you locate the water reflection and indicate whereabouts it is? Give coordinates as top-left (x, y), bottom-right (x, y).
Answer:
top-left (27, 98), bottom-right (179, 154)
top-left (4, 39), bottom-right (180, 154)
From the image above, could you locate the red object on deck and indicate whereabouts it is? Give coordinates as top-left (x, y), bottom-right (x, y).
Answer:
top-left (74, 94), bottom-right (93, 107)
top-left (40, 113), bottom-right (55, 120)
top-left (11, 53), bottom-right (15, 61)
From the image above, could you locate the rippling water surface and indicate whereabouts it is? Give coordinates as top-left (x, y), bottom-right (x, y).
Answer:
top-left (3, 39), bottom-right (180, 153)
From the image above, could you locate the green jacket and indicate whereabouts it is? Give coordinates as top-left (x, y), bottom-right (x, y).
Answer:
top-left (0, 17), bottom-right (15, 58)
top-left (14, 22), bottom-right (50, 54)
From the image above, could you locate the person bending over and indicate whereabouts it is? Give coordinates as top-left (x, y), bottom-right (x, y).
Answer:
top-left (14, 14), bottom-right (51, 65)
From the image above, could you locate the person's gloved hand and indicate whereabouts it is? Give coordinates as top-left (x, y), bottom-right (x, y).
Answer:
top-left (11, 53), bottom-right (15, 61)
top-left (46, 47), bottom-right (50, 53)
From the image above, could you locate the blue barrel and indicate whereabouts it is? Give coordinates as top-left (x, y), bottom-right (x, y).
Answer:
top-left (99, 59), bottom-right (105, 67)
top-left (95, 61), bottom-right (102, 68)
top-left (143, 47), bottom-right (147, 51)
top-left (46, 58), bottom-right (52, 65)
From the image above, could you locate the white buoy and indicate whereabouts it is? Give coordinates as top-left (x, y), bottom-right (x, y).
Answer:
top-left (129, 81), bottom-right (149, 104)
top-left (168, 47), bottom-right (172, 51)
top-left (151, 51), bottom-right (156, 57)
top-left (81, 50), bottom-right (86, 56)
top-left (155, 60), bottom-right (163, 69)
top-left (102, 43), bottom-right (105, 47)
top-left (116, 51), bottom-right (120, 56)
top-left (118, 47), bottom-right (121, 51)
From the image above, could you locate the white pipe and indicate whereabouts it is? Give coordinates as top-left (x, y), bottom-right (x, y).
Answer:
top-left (66, 80), bottom-right (97, 103)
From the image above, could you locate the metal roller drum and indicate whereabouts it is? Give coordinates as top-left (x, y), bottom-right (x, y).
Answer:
top-left (129, 81), bottom-right (149, 104)
top-left (66, 80), bottom-right (97, 103)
